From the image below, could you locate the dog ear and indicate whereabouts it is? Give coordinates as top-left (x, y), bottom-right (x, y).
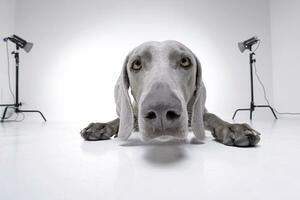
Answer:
top-left (191, 55), bottom-right (206, 141)
top-left (114, 55), bottom-right (134, 140)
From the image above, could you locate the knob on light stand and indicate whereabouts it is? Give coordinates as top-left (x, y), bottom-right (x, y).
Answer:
top-left (232, 36), bottom-right (277, 120)
top-left (1, 35), bottom-right (46, 122)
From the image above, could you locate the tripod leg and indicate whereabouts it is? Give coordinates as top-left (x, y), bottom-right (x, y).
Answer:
top-left (18, 109), bottom-right (47, 122)
top-left (255, 105), bottom-right (278, 120)
top-left (232, 109), bottom-right (239, 120)
top-left (1, 106), bottom-right (9, 122)
top-left (38, 111), bottom-right (47, 122)
top-left (268, 106), bottom-right (278, 119)
top-left (232, 108), bottom-right (251, 120)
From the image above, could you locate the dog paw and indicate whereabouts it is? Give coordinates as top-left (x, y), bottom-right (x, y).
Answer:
top-left (214, 123), bottom-right (260, 147)
top-left (80, 122), bottom-right (118, 141)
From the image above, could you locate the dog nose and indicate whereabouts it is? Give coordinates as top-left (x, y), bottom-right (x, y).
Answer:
top-left (166, 110), bottom-right (181, 120)
top-left (141, 82), bottom-right (182, 128)
top-left (145, 109), bottom-right (181, 122)
top-left (145, 109), bottom-right (181, 121)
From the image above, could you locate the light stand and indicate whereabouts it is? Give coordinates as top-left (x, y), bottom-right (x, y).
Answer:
top-left (232, 43), bottom-right (277, 120)
top-left (0, 36), bottom-right (46, 122)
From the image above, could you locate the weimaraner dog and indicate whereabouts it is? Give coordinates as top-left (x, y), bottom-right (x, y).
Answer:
top-left (80, 40), bottom-right (260, 147)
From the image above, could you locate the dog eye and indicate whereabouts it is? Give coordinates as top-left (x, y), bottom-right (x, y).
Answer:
top-left (131, 59), bottom-right (142, 71)
top-left (180, 57), bottom-right (191, 68)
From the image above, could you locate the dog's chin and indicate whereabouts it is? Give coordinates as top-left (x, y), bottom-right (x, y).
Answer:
top-left (138, 129), bottom-right (188, 143)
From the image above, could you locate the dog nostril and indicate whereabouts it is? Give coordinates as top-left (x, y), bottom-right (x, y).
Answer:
top-left (166, 110), bottom-right (181, 120)
top-left (145, 111), bottom-right (157, 120)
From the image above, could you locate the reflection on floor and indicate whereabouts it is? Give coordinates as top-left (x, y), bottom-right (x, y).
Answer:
top-left (1, 119), bottom-right (300, 200)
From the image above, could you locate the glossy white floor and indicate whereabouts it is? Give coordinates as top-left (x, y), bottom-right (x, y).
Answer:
top-left (1, 118), bottom-right (300, 200)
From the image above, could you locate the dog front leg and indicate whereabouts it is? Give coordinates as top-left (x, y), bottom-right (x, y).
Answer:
top-left (204, 113), bottom-right (260, 147)
top-left (80, 118), bottom-right (119, 141)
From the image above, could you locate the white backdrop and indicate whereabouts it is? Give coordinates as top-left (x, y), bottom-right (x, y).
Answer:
top-left (2, 0), bottom-right (275, 123)
top-left (270, 0), bottom-right (300, 115)
top-left (0, 0), bottom-right (15, 111)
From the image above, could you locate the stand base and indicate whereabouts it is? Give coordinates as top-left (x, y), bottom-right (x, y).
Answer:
top-left (0, 104), bottom-right (46, 122)
top-left (232, 104), bottom-right (277, 120)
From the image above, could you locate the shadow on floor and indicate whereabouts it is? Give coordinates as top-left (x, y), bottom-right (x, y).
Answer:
top-left (121, 137), bottom-right (203, 166)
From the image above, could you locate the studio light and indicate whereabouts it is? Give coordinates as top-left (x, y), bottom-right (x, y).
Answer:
top-left (0, 35), bottom-right (46, 122)
top-left (232, 36), bottom-right (277, 120)
top-left (3, 35), bottom-right (33, 53)
top-left (238, 36), bottom-right (259, 53)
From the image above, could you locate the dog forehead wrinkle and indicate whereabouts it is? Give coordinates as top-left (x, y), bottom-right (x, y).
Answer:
top-left (133, 41), bottom-right (191, 66)
top-left (134, 45), bottom-right (154, 61)
top-left (168, 49), bottom-right (185, 61)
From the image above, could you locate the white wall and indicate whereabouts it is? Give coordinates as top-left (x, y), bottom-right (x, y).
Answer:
top-left (10, 0), bottom-right (273, 123)
top-left (0, 0), bottom-right (15, 114)
top-left (270, 0), bottom-right (300, 115)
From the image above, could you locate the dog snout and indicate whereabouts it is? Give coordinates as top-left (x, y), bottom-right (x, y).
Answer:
top-left (141, 82), bottom-right (183, 129)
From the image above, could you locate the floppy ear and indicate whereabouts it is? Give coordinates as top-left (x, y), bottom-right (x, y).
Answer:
top-left (191, 55), bottom-right (207, 140)
top-left (114, 55), bottom-right (134, 140)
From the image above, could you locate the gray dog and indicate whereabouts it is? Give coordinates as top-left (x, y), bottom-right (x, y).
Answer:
top-left (80, 40), bottom-right (260, 147)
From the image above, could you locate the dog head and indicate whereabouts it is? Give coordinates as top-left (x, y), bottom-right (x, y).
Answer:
top-left (115, 40), bottom-right (206, 141)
